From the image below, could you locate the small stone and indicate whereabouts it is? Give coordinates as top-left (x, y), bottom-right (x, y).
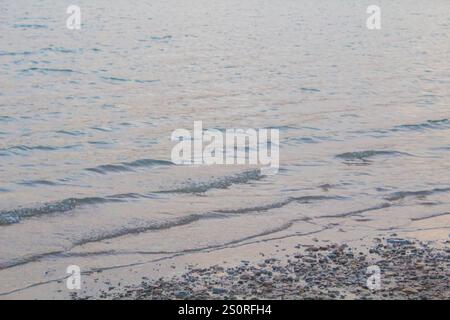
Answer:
top-left (175, 291), bottom-right (189, 299)
top-left (402, 287), bottom-right (418, 294)
top-left (240, 272), bottom-right (253, 280)
top-left (257, 263), bottom-right (267, 268)
top-left (212, 287), bottom-right (227, 295)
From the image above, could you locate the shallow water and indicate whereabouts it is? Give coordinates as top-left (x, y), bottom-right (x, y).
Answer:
top-left (0, 0), bottom-right (450, 294)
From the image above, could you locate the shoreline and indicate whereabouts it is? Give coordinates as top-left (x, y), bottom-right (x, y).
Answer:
top-left (1, 210), bottom-right (448, 300)
top-left (80, 239), bottom-right (449, 300)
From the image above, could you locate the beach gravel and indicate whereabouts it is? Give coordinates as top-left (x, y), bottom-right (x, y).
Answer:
top-left (105, 239), bottom-right (449, 300)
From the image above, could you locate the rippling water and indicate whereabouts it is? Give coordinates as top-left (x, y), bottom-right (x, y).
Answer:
top-left (1, 0), bottom-right (450, 294)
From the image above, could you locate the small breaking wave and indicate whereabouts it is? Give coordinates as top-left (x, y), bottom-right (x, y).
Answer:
top-left (386, 187), bottom-right (450, 201)
top-left (0, 144), bottom-right (80, 155)
top-left (0, 170), bottom-right (265, 225)
top-left (86, 159), bottom-right (174, 174)
top-left (1, 145), bottom-right (56, 152)
top-left (351, 119), bottom-right (450, 137)
top-left (0, 197), bottom-right (123, 226)
top-left (319, 203), bottom-right (392, 218)
top-left (336, 150), bottom-right (411, 163)
top-left (157, 169), bottom-right (264, 194)
top-left (215, 195), bottom-right (342, 214)
top-left (73, 212), bottom-right (216, 246)
top-left (18, 180), bottom-right (59, 187)
top-left (392, 119), bottom-right (450, 132)
top-left (286, 135), bottom-right (338, 146)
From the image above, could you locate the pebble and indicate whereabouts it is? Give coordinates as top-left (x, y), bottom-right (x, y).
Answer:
top-left (81, 239), bottom-right (449, 300)
top-left (212, 287), bottom-right (227, 295)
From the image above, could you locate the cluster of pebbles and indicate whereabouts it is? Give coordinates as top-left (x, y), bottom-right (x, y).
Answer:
top-left (104, 239), bottom-right (449, 300)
